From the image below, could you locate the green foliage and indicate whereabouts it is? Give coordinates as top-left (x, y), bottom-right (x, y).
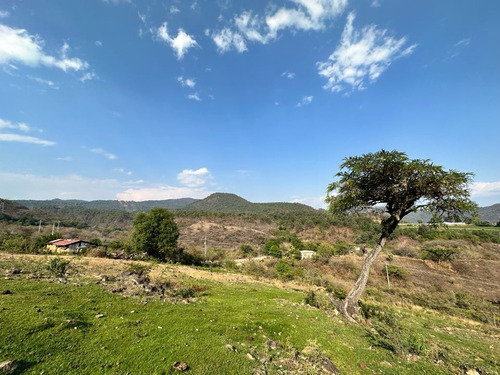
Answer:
top-left (238, 244), bottom-right (255, 257)
top-left (275, 260), bottom-right (304, 281)
top-left (265, 244), bottom-right (282, 258)
top-left (333, 240), bottom-right (352, 255)
top-left (304, 290), bottom-right (319, 308)
top-left (46, 257), bottom-right (71, 277)
top-left (327, 149), bottom-right (477, 232)
top-left (284, 247), bottom-right (301, 260)
top-left (385, 264), bottom-right (408, 280)
top-left (131, 208), bottom-right (181, 262)
top-left (422, 245), bottom-right (461, 263)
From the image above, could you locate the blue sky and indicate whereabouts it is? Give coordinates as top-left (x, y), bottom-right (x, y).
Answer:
top-left (0, 0), bottom-right (499, 207)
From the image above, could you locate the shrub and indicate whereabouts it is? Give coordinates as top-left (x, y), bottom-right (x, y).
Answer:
top-left (239, 244), bottom-right (254, 257)
top-left (422, 245), bottom-right (461, 263)
top-left (334, 240), bottom-right (352, 255)
top-left (127, 263), bottom-right (151, 278)
top-left (385, 264), bottom-right (408, 280)
top-left (266, 244), bottom-right (283, 258)
top-left (47, 257), bottom-right (71, 277)
top-left (304, 290), bottom-right (319, 308)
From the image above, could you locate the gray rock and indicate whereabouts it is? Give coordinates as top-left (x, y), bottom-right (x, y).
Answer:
top-left (0, 360), bottom-right (18, 372)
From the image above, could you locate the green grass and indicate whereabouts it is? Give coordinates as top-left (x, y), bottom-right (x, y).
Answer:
top-left (0, 273), bottom-right (498, 374)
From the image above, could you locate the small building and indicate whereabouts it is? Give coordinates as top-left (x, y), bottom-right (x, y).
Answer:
top-left (46, 239), bottom-right (96, 254)
top-left (300, 250), bottom-right (316, 260)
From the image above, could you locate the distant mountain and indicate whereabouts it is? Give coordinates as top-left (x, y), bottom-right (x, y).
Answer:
top-left (184, 193), bottom-right (316, 214)
top-left (479, 204), bottom-right (500, 223)
top-left (402, 203), bottom-right (500, 223)
top-left (15, 198), bottom-right (198, 212)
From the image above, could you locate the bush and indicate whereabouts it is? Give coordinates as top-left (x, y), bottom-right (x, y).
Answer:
top-left (239, 244), bottom-right (255, 257)
top-left (422, 245), bottom-right (461, 263)
top-left (385, 264), bottom-right (408, 280)
top-left (47, 257), bottom-right (71, 277)
top-left (127, 263), bottom-right (151, 278)
top-left (304, 290), bottom-right (319, 308)
top-left (265, 244), bottom-right (283, 258)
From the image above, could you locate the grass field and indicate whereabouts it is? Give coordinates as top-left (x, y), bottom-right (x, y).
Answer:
top-left (0, 254), bottom-right (499, 374)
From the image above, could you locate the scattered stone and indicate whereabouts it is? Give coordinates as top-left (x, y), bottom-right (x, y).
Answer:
top-left (0, 360), bottom-right (18, 372)
top-left (380, 361), bottom-right (392, 367)
top-left (173, 361), bottom-right (188, 372)
top-left (466, 370), bottom-right (480, 375)
top-left (360, 362), bottom-right (366, 370)
top-left (322, 358), bottom-right (340, 374)
top-left (95, 314), bottom-right (105, 319)
top-left (246, 353), bottom-right (256, 361)
top-left (301, 346), bottom-right (315, 356)
top-left (266, 339), bottom-right (281, 350)
top-left (1, 290), bottom-right (12, 295)
top-left (137, 333), bottom-right (148, 338)
top-left (225, 344), bottom-right (236, 352)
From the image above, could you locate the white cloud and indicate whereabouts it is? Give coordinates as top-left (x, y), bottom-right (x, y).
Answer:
top-left (0, 10), bottom-right (10, 18)
top-left (317, 12), bottom-right (416, 93)
top-left (0, 24), bottom-right (89, 72)
top-left (117, 185), bottom-right (210, 201)
top-left (371, 0), bottom-right (381, 7)
top-left (471, 182), bottom-right (500, 198)
top-left (297, 95), bottom-right (313, 107)
top-left (101, 0), bottom-right (132, 4)
top-left (187, 93), bottom-right (201, 101)
top-left (95, 40), bottom-right (103, 47)
top-left (80, 72), bottom-right (96, 82)
top-left (91, 148), bottom-right (117, 160)
top-left (211, 0), bottom-right (347, 53)
top-left (56, 156), bottom-right (73, 161)
top-left (0, 133), bottom-right (55, 146)
top-left (211, 28), bottom-right (247, 53)
top-left (177, 167), bottom-right (212, 188)
top-left (30, 76), bottom-right (59, 89)
top-left (0, 118), bottom-right (30, 132)
top-left (281, 70), bottom-right (295, 79)
top-left (177, 76), bottom-right (196, 88)
top-left (113, 167), bottom-right (133, 175)
top-left (290, 195), bottom-right (326, 209)
top-left (155, 22), bottom-right (198, 59)
top-left (170, 6), bottom-right (180, 14)
top-left (0, 172), bottom-right (122, 200)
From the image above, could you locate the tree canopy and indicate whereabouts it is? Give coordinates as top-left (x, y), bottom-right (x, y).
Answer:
top-left (131, 207), bottom-right (181, 262)
top-left (325, 150), bottom-right (476, 321)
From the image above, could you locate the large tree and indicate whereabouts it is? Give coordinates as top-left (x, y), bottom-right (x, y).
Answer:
top-left (131, 207), bottom-right (181, 262)
top-left (326, 150), bottom-right (476, 322)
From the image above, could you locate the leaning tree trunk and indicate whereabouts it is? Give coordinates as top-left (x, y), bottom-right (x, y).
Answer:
top-left (332, 216), bottom-right (399, 322)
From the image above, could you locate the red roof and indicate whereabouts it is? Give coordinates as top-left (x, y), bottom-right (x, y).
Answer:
top-left (49, 239), bottom-right (81, 247)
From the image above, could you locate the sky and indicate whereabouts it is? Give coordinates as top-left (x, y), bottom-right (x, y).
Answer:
top-left (0, 0), bottom-right (499, 208)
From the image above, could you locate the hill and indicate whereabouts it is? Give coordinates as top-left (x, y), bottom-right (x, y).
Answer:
top-left (479, 203), bottom-right (500, 223)
top-left (184, 193), bottom-right (316, 214)
top-left (15, 198), bottom-right (198, 212)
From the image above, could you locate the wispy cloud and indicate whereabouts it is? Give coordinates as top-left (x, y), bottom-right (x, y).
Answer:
top-left (0, 118), bottom-right (30, 132)
top-left (0, 172), bottom-right (122, 200)
top-left (371, 0), bottom-right (381, 7)
top-left (0, 24), bottom-right (89, 72)
top-left (154, 22), bottom-right (198, 59)
top-left (91, 148), bottom-right (117, 160)
top-left (56, 156), bottom-right (73, 161)
top-left (113, 167), bottom-right (133, 175)
top-left (448, 38), bottom-right (471, 59)
top-left (0, 133), bottom-right (55, 146)
top-left (210, 0), bottom-right (348, 53)
top-left (95, 40), bottom-right (103, 47)
top-left (170, 6), bottom-right (180, 14)
top-left (281, 71), bottom-right (295, 79)
top-left (101, 0), bottom-right (132, 5)
top-left (80, 72), bottom-right (96, 82)
top-left (297, 95), bottom-right (313, 107)
top-left (177, 76), bottom-right (196, 88)
top-left (0, 10), bottom-right (10, 18)
top-left (317, 12), bottom-right (416, 93)
top-left (187, 93), bottom-right (201, 101)
top-left (29, 76), bottom-right (59, 89)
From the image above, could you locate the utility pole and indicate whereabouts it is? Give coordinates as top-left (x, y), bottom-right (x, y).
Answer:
top-left (38, 220), bottom-right (42, 233)
top-left (204, 237), bottom-right (207, 259)
top-left (51, 223), bottom-right (55, 236)
top-left (57, 221), bottom-right (60, 232)
top-left (385, 262), bottom-right (391, 288)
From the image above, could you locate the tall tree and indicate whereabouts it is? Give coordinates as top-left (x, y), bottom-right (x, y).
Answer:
top-left (131, 207), bottom-right (181, 262)
top-left (326, 150), bottom-right (476, 322)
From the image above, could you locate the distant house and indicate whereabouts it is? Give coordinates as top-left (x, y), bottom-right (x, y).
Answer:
top-left (300, 250), bottom-right (316, 260)
top-left (46, 239), bottom-right (96, 254)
